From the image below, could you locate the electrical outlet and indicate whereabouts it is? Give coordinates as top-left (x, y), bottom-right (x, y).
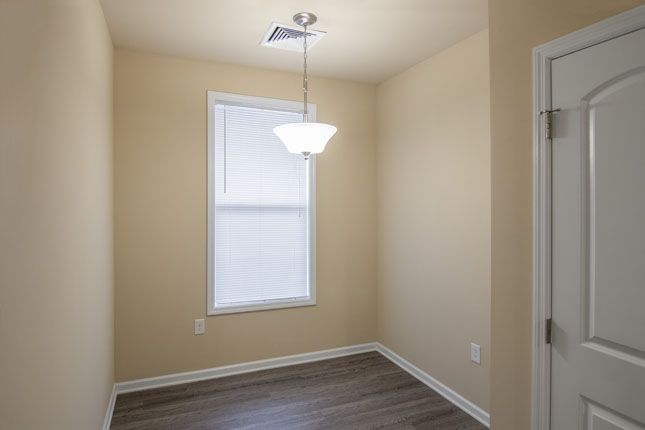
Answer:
top-left (470, 343), bottom-right (481, 364)
top-left (194, 319), bottom-right (205, 335)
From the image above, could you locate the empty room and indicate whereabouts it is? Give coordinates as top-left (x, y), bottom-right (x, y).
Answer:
top-left (1, 1), bottom-right (644, 429)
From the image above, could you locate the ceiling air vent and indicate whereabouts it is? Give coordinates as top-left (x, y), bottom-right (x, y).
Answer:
top-left (260, 22), bottom-right (326, 52)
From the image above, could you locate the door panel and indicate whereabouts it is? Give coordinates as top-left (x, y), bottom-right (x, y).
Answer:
top-left (550, 28), bottom-right (645, 429)
top-left (586, 68), bottom-right (645, 360)
top-left (584, 400), bottom-right (645, 430)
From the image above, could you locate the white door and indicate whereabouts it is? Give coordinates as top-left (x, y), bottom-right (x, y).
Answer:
top-left (551, 29), bottom-right (645, 430)
top-left (550, 28), bottom-right (645, 429)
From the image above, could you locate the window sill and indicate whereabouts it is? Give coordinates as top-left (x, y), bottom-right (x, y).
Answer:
top-left (207, 297), bottom-right (316, 316)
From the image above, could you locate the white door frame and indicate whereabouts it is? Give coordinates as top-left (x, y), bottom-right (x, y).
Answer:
top-left (531, 6), bottom-right (645, 430)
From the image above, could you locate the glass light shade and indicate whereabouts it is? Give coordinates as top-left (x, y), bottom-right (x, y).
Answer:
top-left (273, 122), bottom-right (337, 155)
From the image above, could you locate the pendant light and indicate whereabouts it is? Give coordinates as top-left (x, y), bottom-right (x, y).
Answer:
top-left (273, 12), bottom-right (337, 160)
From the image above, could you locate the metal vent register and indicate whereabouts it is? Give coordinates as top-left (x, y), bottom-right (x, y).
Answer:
top-left (260, 22), bottom-right (326, 52)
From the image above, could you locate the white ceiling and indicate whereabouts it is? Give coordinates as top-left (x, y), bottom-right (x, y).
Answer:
top-left (100, 0), bottom-right (488, 84)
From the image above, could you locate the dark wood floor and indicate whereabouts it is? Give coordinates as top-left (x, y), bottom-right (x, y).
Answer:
top-left (110, 352), bottom-right (486, 430)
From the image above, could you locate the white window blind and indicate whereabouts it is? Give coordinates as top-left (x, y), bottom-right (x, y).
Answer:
top-left (210, 97), bottom-right (313, 312)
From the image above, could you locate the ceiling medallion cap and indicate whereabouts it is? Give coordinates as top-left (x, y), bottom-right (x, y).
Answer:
top-left (293, 12), bottom-right (317, 27)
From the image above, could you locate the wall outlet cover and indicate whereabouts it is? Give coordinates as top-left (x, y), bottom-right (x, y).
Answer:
top-left (194, 319), bottom-right (205, 335)
top-left (470, 343), bottom-right (481, 364)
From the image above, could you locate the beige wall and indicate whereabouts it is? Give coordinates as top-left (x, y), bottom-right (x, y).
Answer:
top-left (0, 1), bottom-right (114, 429)
top-left (488, 1), bottom-right (644, 428)
top-left (114, 49), bottom-right (377, 381)
top-left (376, 30), bottom-right (491, 411)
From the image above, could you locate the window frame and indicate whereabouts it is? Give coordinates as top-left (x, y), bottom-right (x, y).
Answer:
top-left (206, 91), bottom-right (317, 316)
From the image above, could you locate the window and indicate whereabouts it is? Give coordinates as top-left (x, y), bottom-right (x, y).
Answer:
top-left (207, 92), bottom-right (316, 315)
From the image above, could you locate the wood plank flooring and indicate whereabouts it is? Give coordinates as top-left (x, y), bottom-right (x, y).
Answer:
top-left (110, 352), bottom-right (486, 430)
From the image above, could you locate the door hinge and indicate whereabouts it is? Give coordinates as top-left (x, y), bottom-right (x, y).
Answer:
top-left (539, 108), bottom-right (561, 140)
top-left (545, 318), bottom-right (552, 344)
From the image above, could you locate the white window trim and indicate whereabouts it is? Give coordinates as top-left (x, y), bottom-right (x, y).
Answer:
top-left (206, 91), bottom-right (317, 316)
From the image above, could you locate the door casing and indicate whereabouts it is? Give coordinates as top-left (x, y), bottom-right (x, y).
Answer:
top-left (531, 6), bottom-right (645, 430)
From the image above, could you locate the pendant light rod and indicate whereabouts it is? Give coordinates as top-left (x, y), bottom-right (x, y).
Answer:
top-left (293, 12), bottom-right (316, 123)
top-left (301, 26), bottom-right (309, 159)
top-left (303, 22), bottom-right (308, 123)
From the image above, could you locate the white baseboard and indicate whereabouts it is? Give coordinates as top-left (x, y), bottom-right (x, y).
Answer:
top-left (375, 343), bottom-right (490, 427)
top-left (114, 343), bottom-right (378, 395)
top-left (103, 384), bottom-right (117, 430)
top-left (104, 342), bottom-right (489, 428)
